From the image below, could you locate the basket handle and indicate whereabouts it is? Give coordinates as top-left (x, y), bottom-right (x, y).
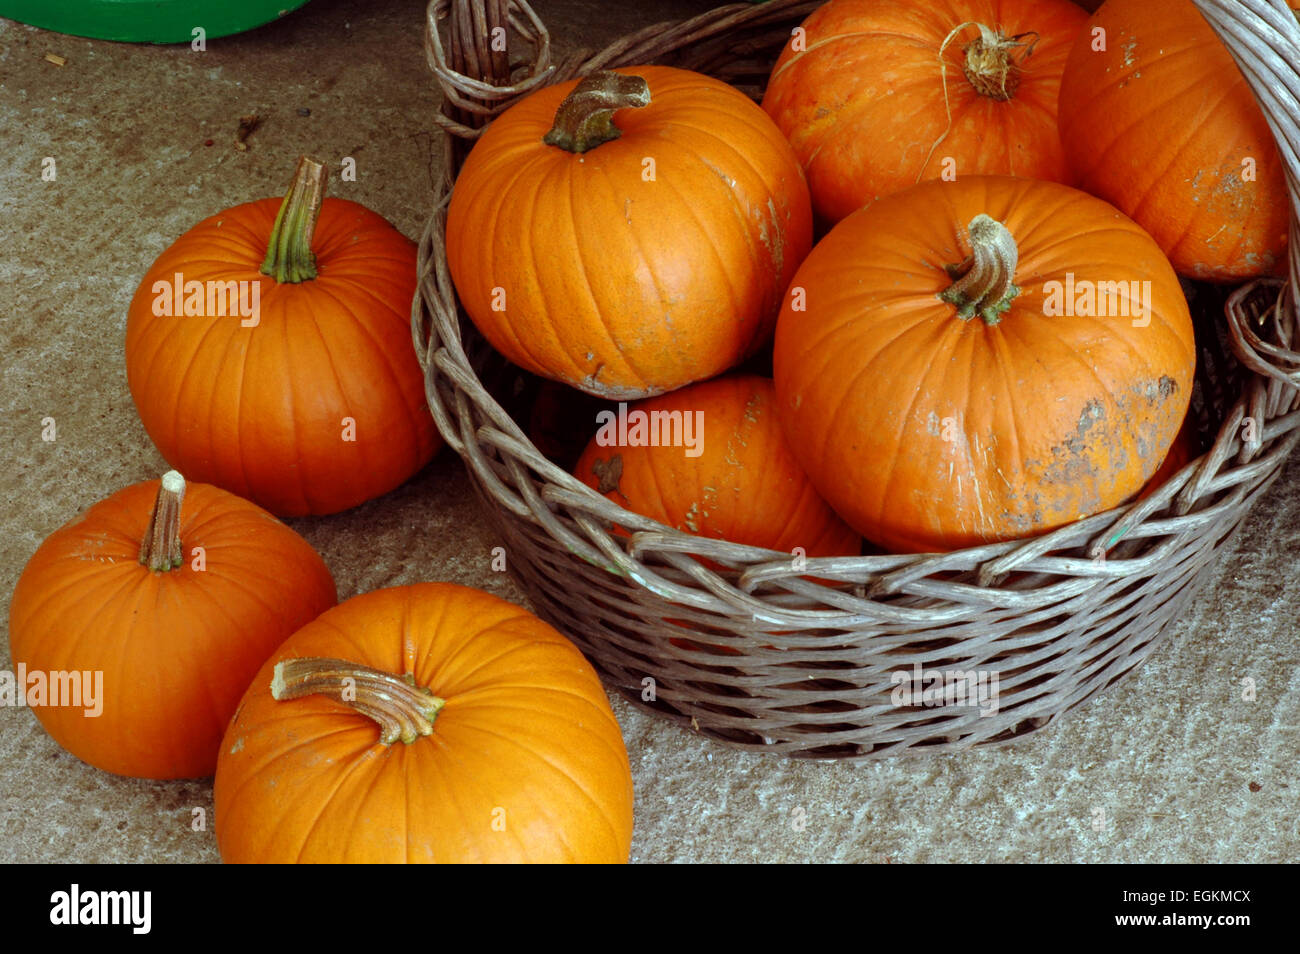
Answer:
top-left (424, 0), bottom-right (559, 172)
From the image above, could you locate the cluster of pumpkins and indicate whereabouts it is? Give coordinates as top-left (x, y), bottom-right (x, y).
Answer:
top-left (448, 0), bottom-right (1290, 558)
top-left (7, 0), bottom-right (1290, 863)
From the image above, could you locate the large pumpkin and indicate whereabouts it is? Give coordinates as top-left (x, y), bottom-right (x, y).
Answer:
top-left (446, 66), bottom-right (813, 400)
top-left (574, 375), bottom-right (859, 559)
top-left (125, 157), bottom-right (440, 516)
top-left (773, 175), bottom-right (1196, 553)
top-left (1057, 0), bottom-right (1294, 281)
top-left (762, 0), bottom-right (1088, 225)
top-left (7, 471), bottom-right (337, 779)
top-left (214, 583), bottom-right (634, 863)
top-left (1136, 419), bottom-right (1200, 502)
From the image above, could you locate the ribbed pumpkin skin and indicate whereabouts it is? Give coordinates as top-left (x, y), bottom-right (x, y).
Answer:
top-left (574, 375), bottom-right (859, 558)
top-left (1057, 0), bottom-right (1293, 281)
top-left (214, 583), bottom-right (634, 864)
top-left (773, 175), bottom-right (1196, 553)
top-left (8, 479), bottom-right (337, 779)
top-left (446, 65), bottom-right (813, 400)
top-left (125, 198), bottom-right (440, 516)
top-left (762, 0), bottom-right (1087, 224)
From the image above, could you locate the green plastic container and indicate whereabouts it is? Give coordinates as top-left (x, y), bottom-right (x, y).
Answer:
top-left (0, 0), bottom-right (313, 44)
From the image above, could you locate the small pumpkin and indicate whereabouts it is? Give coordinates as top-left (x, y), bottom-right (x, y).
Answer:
top-left (214, 583), bottom-right (634, 863)
top-left (574, 375), bottom-right (860, 560)
top-left (446, 66), bottom-right (813, 400)
top-left (7, 471), bottom-right (337, 779)
top-left (762, 0), bottom-right (1088, 224)
top-left (1057, 0), bottom-right (1295, 281)
top-left (125, 156), bottom-right (440, 516)
top-left (773, 175), bottom-right (1196, 553)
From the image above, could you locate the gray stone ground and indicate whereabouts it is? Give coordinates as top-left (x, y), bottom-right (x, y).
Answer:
top-left (1, 0), bottom-right (1295, 863)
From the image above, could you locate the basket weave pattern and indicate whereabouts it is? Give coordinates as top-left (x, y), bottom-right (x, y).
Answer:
top-left (415, 0), bottom-right (1300, 758)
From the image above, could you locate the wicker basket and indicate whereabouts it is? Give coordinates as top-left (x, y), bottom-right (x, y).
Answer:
top-left (414, 0), bottom-right (1300, 759)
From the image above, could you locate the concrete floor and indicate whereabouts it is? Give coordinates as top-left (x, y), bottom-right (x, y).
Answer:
top-left (1, 0), bottom-right (1297, 863)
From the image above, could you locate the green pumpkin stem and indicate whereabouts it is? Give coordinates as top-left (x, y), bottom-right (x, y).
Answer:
top-left (271, 657), bottom-right (446, 746)
top-left (939, 213), bottom-right (1020, 326)
top-left (139, 470), bottom-right (186, 572)
top-left (543, 71), bottom-right (651, 154)
top-left (260, 156), bottom-right (329, 284)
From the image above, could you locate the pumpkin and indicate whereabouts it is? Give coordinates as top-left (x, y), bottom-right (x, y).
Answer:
top-left (574, 375), bottom-right (860, 560)
top-left (1057, 0), bottom-right (1294, 281)
top-left (125, 156), bottom-right (440, 516)
top-left (772, 175), bottom-right (1196, 553)
top-left (1136, 420), bottom-right (1200, 502)
top-left (446, 66), bottom-right (813, 400)
top-left (7, 471), bottom-right (337, 779)
top-left (213, 582), bottom-right (634, 863)
top-left (761, 0), bottom-right (1088, 225)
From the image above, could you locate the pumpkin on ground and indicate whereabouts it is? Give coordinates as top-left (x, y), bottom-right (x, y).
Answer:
top-left (446, 66), bottom-right (813, 400)
top-left (773, 175), bottom-right (1196, 553)
top-left (1057, 0), bottom-right (1294, 281)
top-left (125, 156), bottom-right (440, 517)
top-left (7, 471), bottom-right (337, 779)
top-left (214, 582), bottom-right (634, 863)
top-left (762, 0), bottom-right (1088, 225)
top-left (574, 375), bottom-right (860, 560)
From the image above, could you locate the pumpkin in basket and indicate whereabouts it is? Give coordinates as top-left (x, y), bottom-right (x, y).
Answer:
top-left (574, 375), bottom-right (859, 657)
top-left (125, 156), bottom-right (440, 517)
top-left (446, 66), bottom-right (813, 400)
top-left (773, 175), bottom-right (1196, 553)
top-left (1057, 0), bottom-right (1295, 281)
top-left (1136, 419), bottom-right (1201, 502)
top-left (214, 583), bottom-right (634, 863)
top-left (762, 0), bottom-right (1088, 224)
top-left (8, 471), bottom-right (336, 779)
top-left (574, 375), bottom-right (860, 561)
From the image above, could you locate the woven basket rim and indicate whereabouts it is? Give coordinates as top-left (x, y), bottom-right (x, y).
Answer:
top-left (410, 0), bottom-right (1300, 759)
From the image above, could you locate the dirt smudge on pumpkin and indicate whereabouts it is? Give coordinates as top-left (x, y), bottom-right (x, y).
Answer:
top-left (1038, 398), bottom-right (1108, 513)
top-left (1121, 37), bottom-right (1139, 69)
top-left (591, 455), bottom-right (623, 495)
top-left (580, 365), bottom-right (662, 400)
top-left (684, 500), bottom-right (702, 533)
top-left (1145, 376), bottom-right (1178, 402)
top-left (757, 197), bottom-right (785, 277)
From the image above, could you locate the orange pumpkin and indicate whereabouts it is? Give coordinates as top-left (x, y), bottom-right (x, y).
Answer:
top-left (1057, 0), bottom-right (1294, 281)
top-left (7, 471), bottom-right (336, 779)
top-left (773, 175), bottom-right (1196, 553)
top-left (762, 0), bottom-right (1088, 224)
top-left (1136, 420), bottom-right (1200, 502)
top-left (125, 156), bottom-right (440, 516)
top-left (213, 583), bottom-right (634, 863)
top-left (574, 375), bottom-right (860, 560)
top-left (446, 66), bottom-right (812, 400)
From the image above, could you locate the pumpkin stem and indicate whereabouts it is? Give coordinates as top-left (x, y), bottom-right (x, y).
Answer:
top-left (260, 156), bottom-right (329, 284)
top-left (543, 71), bottom-right (651, 154)
top-left (271, 657), bottom-right (446, 745)
top-left (960, 24), bottom-right (1037, 101)
top-left (939, 214), bottom-right (1020, 326)
top-left (139, 470), bottom-right (186, 572)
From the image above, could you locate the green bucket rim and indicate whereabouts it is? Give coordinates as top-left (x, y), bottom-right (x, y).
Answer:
top-left (0, 0), bottom-right (313, 44)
